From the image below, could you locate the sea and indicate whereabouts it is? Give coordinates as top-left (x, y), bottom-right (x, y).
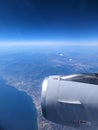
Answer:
top-left (0, 76), bottom-right (38, 130)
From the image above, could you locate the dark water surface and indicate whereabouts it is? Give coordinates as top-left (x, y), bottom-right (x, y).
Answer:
top-left (0, 77), bottom-right (38, 130)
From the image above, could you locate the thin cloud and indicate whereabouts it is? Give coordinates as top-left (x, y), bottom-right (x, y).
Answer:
top-left (0, 41), bottom-right (98, 47)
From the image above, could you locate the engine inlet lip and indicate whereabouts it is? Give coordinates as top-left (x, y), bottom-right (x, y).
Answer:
top-left (41, 78), bottom-right (48, 118)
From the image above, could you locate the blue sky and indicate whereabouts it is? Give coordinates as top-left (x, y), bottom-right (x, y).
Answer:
top-left (0, 0), bottom-right (98, 45)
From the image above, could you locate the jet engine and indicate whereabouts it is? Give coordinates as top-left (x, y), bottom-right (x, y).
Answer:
top-left (41, 74), bottom-right (98, 129)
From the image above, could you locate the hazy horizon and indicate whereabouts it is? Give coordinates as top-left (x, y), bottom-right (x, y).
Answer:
top-left (0, 0), bottom-right (98, 45)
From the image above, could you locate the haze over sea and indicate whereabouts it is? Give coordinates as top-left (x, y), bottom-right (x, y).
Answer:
top-left (0, 45), bottom-right (98, 130)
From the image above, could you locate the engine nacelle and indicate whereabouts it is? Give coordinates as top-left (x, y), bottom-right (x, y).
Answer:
top-left (41, 74), bottom-right (98, 129)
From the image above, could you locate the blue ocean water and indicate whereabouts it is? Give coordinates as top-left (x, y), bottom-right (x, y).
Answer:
top-left (0, 77), bottom-right (38, 130)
